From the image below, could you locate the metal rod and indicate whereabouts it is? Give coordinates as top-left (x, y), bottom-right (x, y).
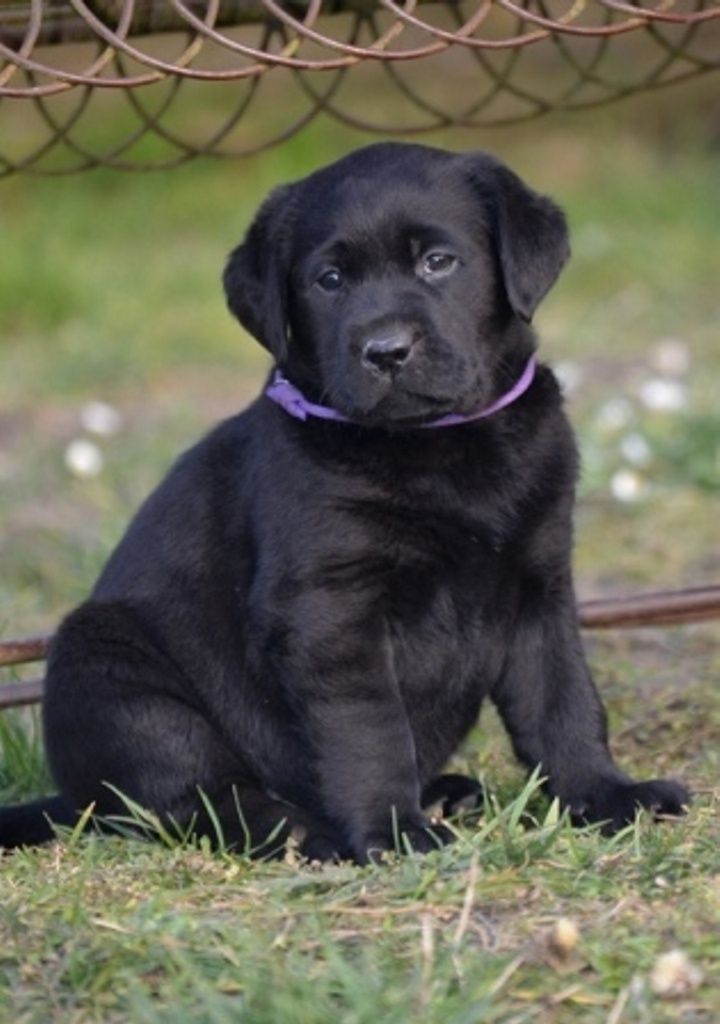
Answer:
top-left (1, 0), bottom-right (717, 51)
top-left (0, 0), bottom-right (272, 48)
top-left (0, 635), bottom-right (50, 667)
top-left (578, 584), bottom-right (720, 629)
top-left (0, 677), bottom-right (44, 709)
top-left (1, 584), bottom-right (718, 710)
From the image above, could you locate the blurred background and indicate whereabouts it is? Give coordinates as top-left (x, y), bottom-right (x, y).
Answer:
top-left (0, 28), bottom-right (718, 646)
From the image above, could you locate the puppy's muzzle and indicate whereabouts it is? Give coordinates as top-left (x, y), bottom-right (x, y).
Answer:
top-left (361, 325), bottom-right (416, 376)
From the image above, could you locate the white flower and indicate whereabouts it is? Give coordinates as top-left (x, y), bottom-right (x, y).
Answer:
top-left (619, 433), bottom-right (652, 467)
top-left (595, 397), bottom-right (634, 434)
top-left (651, 338), bottom-right (691, 378)
top-left (610, 469), bottom-right (648, 503)
top-left (64, 439), bottom-right (103, 478)
top-left (638, 379), bottom-right (686, 412)
top-left (554, 361), bottom-right (583, 396)
top-left (80, 401), bottom-right (122, 436)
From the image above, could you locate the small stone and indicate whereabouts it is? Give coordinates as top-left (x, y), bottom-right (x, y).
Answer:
top-left (549, 917), bottom-right (580, 958)
top-left (650, 949), bottom-right (703, 998)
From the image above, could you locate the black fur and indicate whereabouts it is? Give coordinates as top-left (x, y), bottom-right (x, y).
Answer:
top-left (0, 143), bottom-right (688, 861)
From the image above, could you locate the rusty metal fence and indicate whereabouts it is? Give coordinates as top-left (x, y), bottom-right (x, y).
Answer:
top-left (1, 1), bottom-right (719, 173)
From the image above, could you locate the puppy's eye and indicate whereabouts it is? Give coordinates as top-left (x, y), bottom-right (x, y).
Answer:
top-left (317, 268), bottom-right (344, 292)
top-left (421, 252), bottom-right (457, 278)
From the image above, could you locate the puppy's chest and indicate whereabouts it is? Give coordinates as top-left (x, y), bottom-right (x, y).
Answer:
top-left (380, 509), bottom-right (514, 694)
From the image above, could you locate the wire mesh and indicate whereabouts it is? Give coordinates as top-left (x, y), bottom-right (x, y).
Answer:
top-left (0, 0), bottom-right (718, 173)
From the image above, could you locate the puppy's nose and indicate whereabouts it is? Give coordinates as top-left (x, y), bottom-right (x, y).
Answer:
top-left (362, 328), bottom-right (415, 374)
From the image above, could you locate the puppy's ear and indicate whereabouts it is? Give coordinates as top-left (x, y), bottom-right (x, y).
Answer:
top-left (223, 185), bottom-right (296, 360)
top-left (465, 154), bottom-right (570, 322)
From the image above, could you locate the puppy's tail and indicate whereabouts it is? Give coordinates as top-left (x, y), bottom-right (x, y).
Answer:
top-left (0, 795), bottom-right (76, 849)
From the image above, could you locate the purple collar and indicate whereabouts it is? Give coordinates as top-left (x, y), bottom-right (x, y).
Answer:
top-left (265, 356), bottom-right (536, 429)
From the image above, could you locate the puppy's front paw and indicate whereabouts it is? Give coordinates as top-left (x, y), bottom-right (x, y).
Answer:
top-left (298, 831), bottom-right (349, 864)
top-left (569, 778), bottom-right (690, 834)
top-left (422, 773), bottom-right (485, 820)
top-left (355, 819), bottom-right (455, 865)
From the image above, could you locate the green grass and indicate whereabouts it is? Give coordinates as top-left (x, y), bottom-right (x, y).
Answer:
top-left (1, 703), bottom-right (718, 1023)
top-left (1, 69), bottom-right (719, 1023)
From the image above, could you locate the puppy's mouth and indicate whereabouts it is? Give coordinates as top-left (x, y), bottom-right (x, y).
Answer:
top-left (337, 383), bottom-right (483, 429)
top-left (372, 391), bottom-right (456, 427)
top-left (324, 345), bottom-right (489, 427)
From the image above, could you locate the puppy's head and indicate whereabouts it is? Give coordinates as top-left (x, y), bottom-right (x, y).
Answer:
top-left (224, 143), bottom-right (569, 426)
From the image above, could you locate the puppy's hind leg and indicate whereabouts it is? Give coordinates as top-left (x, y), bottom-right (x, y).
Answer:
top-left (43, 601), bottom-right (347, 862)
top-left (0, 795), bottom-right (77, 849)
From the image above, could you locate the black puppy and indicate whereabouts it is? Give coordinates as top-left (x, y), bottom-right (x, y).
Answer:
top-left (0, 144), bottom-right (688, 863)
